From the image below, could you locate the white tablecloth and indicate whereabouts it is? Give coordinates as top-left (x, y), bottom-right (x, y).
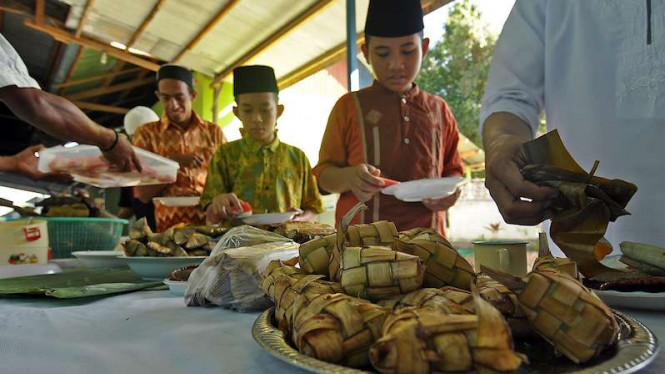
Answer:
top-left (0, 290), bottom-right (660, 374)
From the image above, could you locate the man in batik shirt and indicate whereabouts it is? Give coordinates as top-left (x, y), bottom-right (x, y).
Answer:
top-left (201, 65), bottom-right (323, 224)
top-left (133, 65), bottom-right (226, 232)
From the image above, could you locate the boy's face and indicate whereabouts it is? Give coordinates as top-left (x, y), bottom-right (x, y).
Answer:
top-left (362, 34), bottom-right (430, 93)
top-left (233, 92), bottom-right (284, 145)
top-left (156, 79), bottom-right (196, 126)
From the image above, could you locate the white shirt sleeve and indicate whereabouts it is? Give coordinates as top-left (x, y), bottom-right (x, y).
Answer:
top-left (479, 0), bottom-right (546, 136)
top-left (0, 33), bottom-right (40, 90)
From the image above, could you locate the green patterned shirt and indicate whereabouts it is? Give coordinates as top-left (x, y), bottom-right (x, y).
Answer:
top-left (201, 135), bottom-right (324, 214)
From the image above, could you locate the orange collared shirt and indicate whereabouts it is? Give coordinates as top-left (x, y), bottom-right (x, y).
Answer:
top-left (313, 82), bottom-right (464, 236)
top-left (133, 111), bottom-right (226, 231)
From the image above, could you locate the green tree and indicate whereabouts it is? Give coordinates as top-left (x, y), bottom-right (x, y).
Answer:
top-left (417, 0), bottom-right (496, 149)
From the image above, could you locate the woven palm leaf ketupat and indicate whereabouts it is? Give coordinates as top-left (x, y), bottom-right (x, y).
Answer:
top-left (339, 246), bottom-right (425, 301)
top-left (393, 235), bottom-right (474, 290)
top-left (346, 221), bottom-right (398, 247)
top-left (438, 286), bottom-right (476, 313)
top-left (377, 288), bottom-right (470, 315)
top-left (299, 234), bottom-right (336, 276)
top-left (476, 274), bottom-right (534, 338)
top-left (532, 232), bottom-right (582, 281)
top-left (369, 288), bottom-right (525, 374)
top-left (291, 292), bottom-right (389, 368)
top-left (483, 266), bottom-right (619, 364)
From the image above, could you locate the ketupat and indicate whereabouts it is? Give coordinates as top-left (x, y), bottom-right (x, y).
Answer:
top-left (393, 235), bottom-right (474, 290)
top-left (476, 274), bottom-right (534, 338)
top-left (291, 292), bottom-right (389, 368)
top-left (533, 232), bottom-right (582, 281)
top-left (483, 266), bottom-right (618, 364)
top-left (369, 287), bottom-right (526, 373)
top-left (346, 220), bottom-right (398, 247)
top-left (338, 246), bottom-right (425, 301)
top-left (298, 234), bottom-right (336, 276)
top-left (377, 288), bottom-right (470, 315)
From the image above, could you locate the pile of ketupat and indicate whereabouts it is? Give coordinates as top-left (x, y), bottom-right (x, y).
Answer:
top-left (122, 218), bottom-right (226, 257)
top-left (259, 203), bottom-right (619, 373)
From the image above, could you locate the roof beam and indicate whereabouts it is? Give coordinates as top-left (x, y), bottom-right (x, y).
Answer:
top-left (75, 0), bottom-right (95, 38)
top-left (277, 0), bottom-right (453, 90)
top-left (0, 10), bottom-right (4, 32)
top-left (127, 0), bottom-right (166, 48)
top-left (72, 101), bottom-right (130, 114)
top-left (172, 0), bottom-right (240, 63)
top-left (210, 0), bottom-right (335, 87)
top-left (52, 66), bottom-right (143, 89)
top-left (65, 77), bottom-right (154, 101)
top-left (35, 0), bottom-right (44, 24)
top-left (24, 21), bottom-right (160, 71)
top-left (45, 41), bottom-right (64, 87)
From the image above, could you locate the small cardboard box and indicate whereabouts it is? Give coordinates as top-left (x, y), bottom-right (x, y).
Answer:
top-left (0, 220), bottom-right (49, 265)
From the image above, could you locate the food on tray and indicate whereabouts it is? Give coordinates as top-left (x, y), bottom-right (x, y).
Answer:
top-left (336, 246), bottom-right (425, 301)
top-left (532, 232), bottom-right (582, 281)
top-left (123, 218), bottom-right (218, 257)
top-left (369, 291), bottom-right (526, 374)
top-left (393, 228), bottom-right (474, 290)
top-left (168, 264), bottom-right (199, 281)
top-left (484, 267), bottom-right (619, 364)
top-left (298, 234), bottom-right (336, 276)
top-left (377, 288), bottom-right (470, 315)
top-left (271, 221), bottom-right (335, 244)
top-left (259, 202), bottom-right (622, 371)
top-left (185, 242), bottom-right (299, 311)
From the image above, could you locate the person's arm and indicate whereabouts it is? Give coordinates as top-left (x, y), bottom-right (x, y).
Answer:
top-left (314, 97), bottom-right (384, 202)
top-left (0, 86), bottom-right (140, 172)
top-left (479, 0), bottom-right (557, 225)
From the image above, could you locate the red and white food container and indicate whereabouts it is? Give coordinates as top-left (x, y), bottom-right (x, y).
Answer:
top-left (0, 220), bottom-right (49, 265)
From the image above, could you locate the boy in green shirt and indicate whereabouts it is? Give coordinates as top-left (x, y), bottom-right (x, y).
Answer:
top-left (201, 65), bottom-right (324, 224)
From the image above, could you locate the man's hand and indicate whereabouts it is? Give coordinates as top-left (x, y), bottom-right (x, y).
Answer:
top-left (205, 193), bottom-right (242, 224)
top-left (170, 153), bottom-right (205, 168)
top-left (102, 133), bottom-right (142, 172)
top-left (344, 164), bottom-right (384, 202)
top-left (11, 144), bottom-right (70, 181)
top-left (483, 113), bottom-right (558, 225)
top-left (422, 188), bottom-right (461, 212)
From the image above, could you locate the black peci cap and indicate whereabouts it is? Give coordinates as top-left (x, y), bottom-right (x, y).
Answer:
top-left (364, 0), bottom-right (424, 38)
top-left (233, 65), bottom-right (279, 97)
top-left (156, 64), bottom-right (194, 89)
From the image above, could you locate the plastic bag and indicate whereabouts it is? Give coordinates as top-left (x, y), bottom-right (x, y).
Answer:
top-left (185, 241), bottom-right (299, 311)
top-left (211, 225), bottom-right (292, 255)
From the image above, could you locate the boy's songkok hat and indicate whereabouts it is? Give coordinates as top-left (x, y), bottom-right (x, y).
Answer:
top-left (233, 65), bottom-right (279, 97)
top-left (364, 0), bottom-right (424, 37)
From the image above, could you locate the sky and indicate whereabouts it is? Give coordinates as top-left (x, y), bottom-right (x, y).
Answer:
top-left (424, 0), bottom-right (516, 43)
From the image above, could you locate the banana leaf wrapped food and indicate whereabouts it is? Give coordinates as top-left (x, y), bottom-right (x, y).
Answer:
top-left (377, 288), bottom-right (470, 315)
top-left (369, 288), bottom-right (526, 373)
top-left (520, 130), bottom-right (637, 278)
top-left (484, 266), bottom-right (619, 364)
top-left (393, 233), bottom-right (474, 290)
top-left (475, 274), bottom-right (534, 338)
top-left (346, 220), bottom-right (398, 247)
top-left (291, 292), bottom-right (389, 368)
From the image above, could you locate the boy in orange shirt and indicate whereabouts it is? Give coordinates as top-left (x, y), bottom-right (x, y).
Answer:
top-left (313, 0), bottom-right (464, 236)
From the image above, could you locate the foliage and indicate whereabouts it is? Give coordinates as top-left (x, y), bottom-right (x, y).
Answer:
top-left (417, 0), bottom-right (496, 149)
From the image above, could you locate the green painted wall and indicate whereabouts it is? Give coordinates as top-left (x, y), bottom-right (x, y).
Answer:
top-left (151, 72), bottom-right (236, 128)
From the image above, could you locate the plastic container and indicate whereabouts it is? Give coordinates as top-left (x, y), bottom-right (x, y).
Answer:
top-left (0, 219), bottom-right (50, 265)
top-left (39, 217), bottom-right (128, 259)
top-left (38, 145), bottom-right (179, 188)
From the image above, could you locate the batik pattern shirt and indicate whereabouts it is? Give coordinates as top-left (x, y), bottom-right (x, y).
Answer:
top-left (201, 135), bottom-right (324, 216)
top-left (133, 111), bottom-right (226, 231)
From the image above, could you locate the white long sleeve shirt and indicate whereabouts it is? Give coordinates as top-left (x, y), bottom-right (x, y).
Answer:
top-left (0, 33), bottom-right (40, 89)
top-left (481, 0), bottom-right (665, 251)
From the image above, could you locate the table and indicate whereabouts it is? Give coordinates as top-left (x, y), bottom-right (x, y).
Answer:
top-left (0, 290), bottom-right (660, 374)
